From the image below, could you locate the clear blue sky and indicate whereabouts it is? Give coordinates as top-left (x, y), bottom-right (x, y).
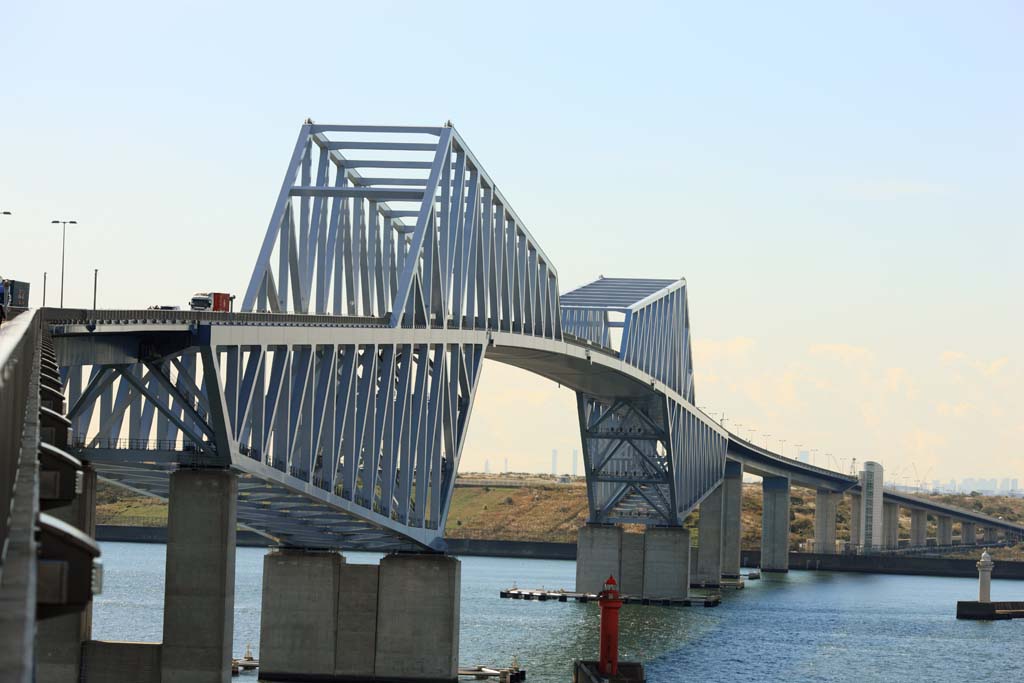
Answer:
top-left (2, 1), bottom-right (1021, 483)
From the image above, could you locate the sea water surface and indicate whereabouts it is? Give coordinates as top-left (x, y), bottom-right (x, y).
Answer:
top-left (94, 542), bottom-right (1021, 682)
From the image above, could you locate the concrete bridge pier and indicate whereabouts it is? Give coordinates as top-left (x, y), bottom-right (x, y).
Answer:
top-left (259, 550), bottom-right (460, 682)
top-left (813, 490), bottom-right (841, 554)
top-left (883, 502), bottom-right (900, 549)
top-left (576, 524), bottom-right (623, 594)
top-left (161, 468), bottom-right (237, 683)
top-left (576, 524), bottom-right (690, 599)
top-left (721, 461), bottom-right (744, 579)
top-left (849, 493), bottom-right (861, 549)
top-left (35, 465), bottom-right (97, 683)
top-left (984, 527), bottom-right (999, 544)
top-left (910, 509), bottom-right (928, 547)
top-left (961, 522), bottom-right (976, 545)
top-left (693, 482), bottom-right (724, 587)
top-left (937, 516), bottom-right (953, 546)
top-left (761, 476), bottom-right (790, 572)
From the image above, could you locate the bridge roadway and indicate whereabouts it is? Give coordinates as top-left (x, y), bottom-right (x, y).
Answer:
top-left (47, 308), bottom-right (1023, 547)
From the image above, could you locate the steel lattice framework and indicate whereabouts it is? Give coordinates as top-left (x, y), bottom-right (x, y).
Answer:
top-left (53, 123), bottom-right (727, 551)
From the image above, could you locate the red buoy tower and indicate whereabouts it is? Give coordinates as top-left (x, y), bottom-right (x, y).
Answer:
top-left (598, 575), bottom-right (623, 676)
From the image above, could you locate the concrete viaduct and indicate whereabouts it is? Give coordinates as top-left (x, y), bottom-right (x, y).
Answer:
top-left (2, 122), bottom-right (1021, 683)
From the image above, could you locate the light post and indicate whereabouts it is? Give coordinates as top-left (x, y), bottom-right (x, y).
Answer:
top-left (1, 210), bottom-right (11, 216)
top-left (779, 438), bottom-right (786, 457)
top-left (51, 219), bottom-right (78, 307)
top-left (42, 272), bottom-right (47, 306)
top-left (93, 269), bottom-right (98, 309)
top-left (763, 433), bottom-right (771, 449)
top-left (793, 443), bottom-right (803, 461)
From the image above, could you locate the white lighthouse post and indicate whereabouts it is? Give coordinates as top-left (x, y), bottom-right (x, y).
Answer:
top-left (977, 550), bottom-right (994, 603)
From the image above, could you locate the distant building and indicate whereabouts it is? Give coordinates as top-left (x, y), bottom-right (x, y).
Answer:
top-left (798, 450), bottom-right (810, 464)
top-left (551, 449), bottom-right (558, 475)
top-left (572, 448), bottom-right (579, 477)
top-left (1012, 479), bottom-right (1019, 492)
top-left (504, 458), bottom-right (509, 474)
top-left (484, 459), bottom-right (491, 474)
top-left (859, 462), bottom-right (884, 550)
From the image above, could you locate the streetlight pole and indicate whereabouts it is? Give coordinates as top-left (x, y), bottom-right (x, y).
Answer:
top-left (779, 438), bottom-right (786, 457)
top-left (42, 272), bottom-right (47, 306)
top-left (51, 219), bottom-right (78, 308)
top-left (93, 269), bottom-right (98, 309)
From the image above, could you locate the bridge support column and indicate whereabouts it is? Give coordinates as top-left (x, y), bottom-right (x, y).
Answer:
top-left (162, 468), bottom-right (236, 683)
top-left (910, 509), bottom-right (928, 547)
top-left (984, 527), bottom-right (999, 544)
top-left (882, 502), bottom-right (900, 550)
top-left (642, 527), bottom-right (690, 600)
top-left (849, 493), bottom-right (862, 549)
top-left (576, 524), bottom-right (622, 594)
top-left (961, 522), bottom-right (976, 545)
top-left (694, 482), bottom-right (724, 587)
top-left (761, 476), bottom-right (790, 572)
top-left (620, 531), bottom-right (646, 595)
top-left (721, 461), bottom-right (743, 579)
top-left (813, 490), bottom-right (841, 554)
top-left (259, 551), bottom-right (459, 682)
top-left (376, 554), bottom-right (460, 682)
top-left (259, 550), bottom-right (346, 678)
top-left (35, 464), bottom-right (96, 683)
top-left (937, 516), bottom-right (953, 546)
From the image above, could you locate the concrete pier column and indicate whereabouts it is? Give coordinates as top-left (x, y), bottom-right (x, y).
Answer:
top-left (576, 524), bottom-right (622, 594)
top-left (849, 493), bottom-right (862, 549)
top-left (259, 551), bottom-right (345, 678)
top-left (961, 522), bottom-right (976, 545)
top-left (375, 554), bottom-right (460, 682)
top-left (161, 469), bottom-right (237, 683)
top-left (937, 516), bottom-right (953, 546)
top-left (984, 527), bottom-right (999, 544)
top-left (694, 482), bottom-right (724, 586)
top-left (813, 490), bottom-right (841, 554)
top-left (642, 527), bottom-right (690, 600)
top-left (910, 509), bottom-right (928, 547)
top-left (36, 465), bottom-right (96, 683)
top-left (619, 531), bottom-right (646, 596)
top-left (761, 476), bottom-right (790, 572)
top-left (882, 502), bottom-right (900, 549)
top-left (721, 461), bottom-right (744, 579)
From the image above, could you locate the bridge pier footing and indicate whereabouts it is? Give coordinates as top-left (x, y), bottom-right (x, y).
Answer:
top-left (694, 483), bottom-right (724, 587)
top-left (259, 551), bottom-right (460, 682)
top-left (576, 524), bottom-right (689, 599)
top-left (35, 464), bottom-right (96, 683)
top-left (161, 468), bottom-right (237, 683)
top-left (721, 461), bottom-right (743, 579)
top-left (761, 477), bottom-right (790, 572)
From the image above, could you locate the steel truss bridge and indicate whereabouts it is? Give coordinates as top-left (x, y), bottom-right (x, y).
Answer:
top-left (44, 123), bottom-right (1024, 552)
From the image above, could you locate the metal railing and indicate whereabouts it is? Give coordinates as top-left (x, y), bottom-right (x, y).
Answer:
top-left (0, 309), bottom-right (39, 579)
top-left (73, 436), bottom-right (200, 452)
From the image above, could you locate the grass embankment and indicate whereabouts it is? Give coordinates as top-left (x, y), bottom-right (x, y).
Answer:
top-left (95, 475), bottom-right (1024, 557)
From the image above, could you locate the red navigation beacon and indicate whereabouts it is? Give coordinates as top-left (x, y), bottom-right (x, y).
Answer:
top-left (597, 575), bottom-right (624, 676)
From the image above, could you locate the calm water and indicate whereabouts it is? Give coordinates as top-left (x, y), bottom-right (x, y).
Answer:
top-left (95, 542), bottom-right (1021, 682)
